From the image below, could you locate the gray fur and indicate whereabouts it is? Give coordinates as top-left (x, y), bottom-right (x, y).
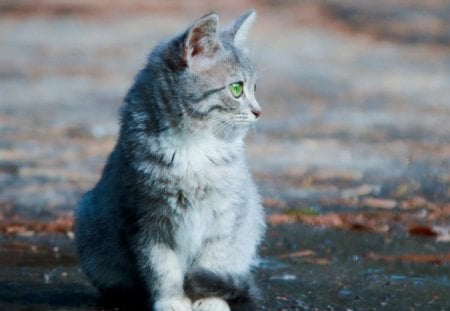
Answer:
top-left (76, 11), bottom-right (264, 311)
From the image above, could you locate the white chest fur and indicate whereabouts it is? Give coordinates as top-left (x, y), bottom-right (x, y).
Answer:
top-left (168, 131), bottom-right (244, 192)
top-left (165, 133), bottom-right (247, 263)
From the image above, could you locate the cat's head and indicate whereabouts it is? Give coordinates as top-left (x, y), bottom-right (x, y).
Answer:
top-left (143, 11), bottom-right (261, 141)
top-left (180, 11), bottom-right (260, 140)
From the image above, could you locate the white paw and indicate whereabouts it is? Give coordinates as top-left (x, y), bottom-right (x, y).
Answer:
top-left (154, 296), bottom-right (192, 311)
top-left (192, 297), bottom-right (230, 311)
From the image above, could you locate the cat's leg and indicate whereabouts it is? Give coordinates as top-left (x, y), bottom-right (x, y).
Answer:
top-left (185, 266), bottom-right (259, 311)
top-left (187, 198), bottom-right (263, 311)
top-left (186, 239), bottom-right (260, 311)
top-left (136, 243), bottom-right (192, 311)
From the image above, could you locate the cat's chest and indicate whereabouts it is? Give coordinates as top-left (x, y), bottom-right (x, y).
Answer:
top-left (171, 163), bottom-right (243, 259)
top-left (172, 164), bottom-right (236, 201)
top-left (168, 138), bottom-right (242, 195)
top-left (159, 134), bottom-right (246, 255)
top-left (175, 192), bottom-right (238, 259)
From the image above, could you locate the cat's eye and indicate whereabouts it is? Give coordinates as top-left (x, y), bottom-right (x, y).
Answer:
top-left (229, 82), bottom-right (244, 98)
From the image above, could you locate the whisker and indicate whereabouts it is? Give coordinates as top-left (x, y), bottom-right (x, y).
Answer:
top-left (215, 120), bottom-right (232, 137)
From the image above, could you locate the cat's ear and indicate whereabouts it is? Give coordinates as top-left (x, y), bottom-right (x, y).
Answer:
top-left (225, 10), bottom-right (256, 48)
top-left (184, 13), bottom-right (222, 70)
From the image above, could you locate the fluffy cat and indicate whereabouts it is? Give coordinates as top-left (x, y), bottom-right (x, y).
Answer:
top-left (75, 11), bottom-right (265, 311)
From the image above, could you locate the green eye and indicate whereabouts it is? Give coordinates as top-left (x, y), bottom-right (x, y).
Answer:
top-left (229, 82), bottom-right (244, 98)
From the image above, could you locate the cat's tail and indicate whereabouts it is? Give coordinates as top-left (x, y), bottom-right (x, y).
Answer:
top-left (184, 268), bottom-right (261, 311)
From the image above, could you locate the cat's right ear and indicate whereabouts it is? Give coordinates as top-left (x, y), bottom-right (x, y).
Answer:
top-left (183, 13), bottom-right (222, 71)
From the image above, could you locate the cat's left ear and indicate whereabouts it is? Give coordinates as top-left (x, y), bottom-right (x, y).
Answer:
top-left (184, 13), bottom-right (222, 70)
top-left (224, 10), bottom-right (256, 48)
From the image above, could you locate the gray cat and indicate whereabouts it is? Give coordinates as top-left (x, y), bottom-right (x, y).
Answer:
top-left (75, 11), bottom-right (265, 311)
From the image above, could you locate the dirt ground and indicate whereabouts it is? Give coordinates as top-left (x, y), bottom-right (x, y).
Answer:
top-left (0, 0), bottom-right (449, 310)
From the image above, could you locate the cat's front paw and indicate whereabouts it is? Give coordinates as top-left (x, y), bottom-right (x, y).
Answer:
top-left (192, 297), bottom-right (230, 311)
top-left (154, 296), bottom-right (192, 311)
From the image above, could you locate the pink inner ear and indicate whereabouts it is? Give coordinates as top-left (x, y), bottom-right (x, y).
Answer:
top-left (189, 28), bottom-right (205, 57)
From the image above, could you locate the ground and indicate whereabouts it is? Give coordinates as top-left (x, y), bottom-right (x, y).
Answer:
top-left (0, 0), bottom-right (449, 310)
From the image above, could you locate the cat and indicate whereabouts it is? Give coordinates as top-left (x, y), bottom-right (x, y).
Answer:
top-left (75, 11), bottom-right (265, 311)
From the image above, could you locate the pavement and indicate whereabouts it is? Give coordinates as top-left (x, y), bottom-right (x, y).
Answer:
top-left (0, 1), bottom-right (449, 310)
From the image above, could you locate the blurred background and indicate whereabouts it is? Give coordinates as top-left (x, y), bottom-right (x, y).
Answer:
top-left (0, 0), bottom-right (449, 309)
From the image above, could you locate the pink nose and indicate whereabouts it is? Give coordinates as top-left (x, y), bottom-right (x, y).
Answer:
top-left (252, 109), bottom-right (262, 118)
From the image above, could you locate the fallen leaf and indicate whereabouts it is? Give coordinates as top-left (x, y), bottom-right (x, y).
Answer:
top-left (0, 214), bottom-right (74, 236)
top-left (400, 196), bottom-right (428, 209)
top-left (350, 222), bottom-right (389, 233)
top-left (267, 212), bottom-right (390, 233)
top-left (409, 225), bottom-right (438, 237)
top-left (267, 214), bottom-right (296, 225)
top-left (1, 241), bottom-right (35, 251)
top-left (341, 184), bottom-right (378, 198)
top-left (302, 257), bottom-right (331, 265)
top-left (263, 198), bottom-right (287, 209)
top-left (427, 203), bottom-right (450, 221)
top-left (301, 213), bottom-right (344, 227)
top-left (312, 168), bottom-right (363, 182)
top-left (367, 253), bottom-right (450, 265)
top-left (409, 225), bottom-right (450, 242)
top-left (363, 197), bottom-right (397, 209)
top-left (278, 249), bottom-right (315, 259)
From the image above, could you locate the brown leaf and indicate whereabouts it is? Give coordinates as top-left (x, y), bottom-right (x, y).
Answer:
top-left (267, 214), bottom-right (296, 225)
top-left (409, 225), bottom-right (450, 242)
top-left (0, 214), bottom-right (74, 236)
top-left (267, 212), bottom-right (390, 233)
top-left (263, 198), bottom-right (287, 209)
top-left (303, 257), bottom-right (331, 265)
top-left (367, 253), bottom-right (450, 265)
top-left (278, 250), bottom-right (315, 259)
top-left (301, 213), bottom-right (344, 227)
top-left (363, 197), bottom-right (397, 209)
top-left (341, 184), bottom-right (377, 198)
top-left (409, 225), bottom-right (438, 237)
top-left (400, 196), bottom-right (428, 209)
top-left (350, 222), bottom-right (389, 233)
top-left (312, 168), bottom-right (363, 182)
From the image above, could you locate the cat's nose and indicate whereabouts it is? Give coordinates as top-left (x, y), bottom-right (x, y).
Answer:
top-left (249, 100), bottom-right (262, 119)
top-left (251, 109), bottom-right (261, 118)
